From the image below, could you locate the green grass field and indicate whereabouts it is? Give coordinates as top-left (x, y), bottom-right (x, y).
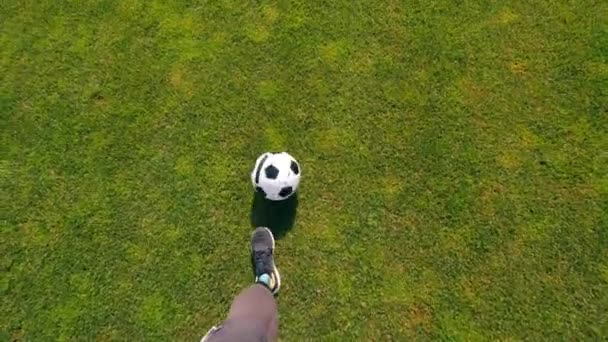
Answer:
top-left (2, 0), bottom-right (607, 340)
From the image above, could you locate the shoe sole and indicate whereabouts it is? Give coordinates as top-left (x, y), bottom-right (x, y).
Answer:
top-left (254, 227), bottom-right (281, 294)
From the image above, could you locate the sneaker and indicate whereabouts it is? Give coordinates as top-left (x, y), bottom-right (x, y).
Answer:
top-left (251, 227), bottom-right (281, 295)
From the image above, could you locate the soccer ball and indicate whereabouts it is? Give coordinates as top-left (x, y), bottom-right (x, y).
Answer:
top-left (251, 152), bottom-right (301, 201)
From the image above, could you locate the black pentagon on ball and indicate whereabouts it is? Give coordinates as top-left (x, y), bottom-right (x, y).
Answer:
top-left (265, 164), bottom-right (279, 179)
top-left (256, 186), bottom-right (266, 196)
top-left (278, 186), bottom-right (293, 198)
top-left (290, 161), bottom-right (300, 175)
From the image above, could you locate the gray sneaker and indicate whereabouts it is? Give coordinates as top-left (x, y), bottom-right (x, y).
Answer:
top-left (251, 227), bottom-right (281, 295)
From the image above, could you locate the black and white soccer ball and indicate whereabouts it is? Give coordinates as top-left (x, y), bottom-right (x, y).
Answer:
top-left (251, 152), bottom-right (301, 201)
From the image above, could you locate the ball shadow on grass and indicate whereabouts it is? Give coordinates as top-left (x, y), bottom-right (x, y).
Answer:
top-left (250, 191), bottom-right (298, 240)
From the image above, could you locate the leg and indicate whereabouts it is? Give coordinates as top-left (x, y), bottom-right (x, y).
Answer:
top-left (204, 284), bottom-right (278, 342)
top-left (203, 227), bottom-right (280, 342)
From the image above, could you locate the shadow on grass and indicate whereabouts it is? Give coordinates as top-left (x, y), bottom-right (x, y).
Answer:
top-left (250, 191), bottom-right (298, 240)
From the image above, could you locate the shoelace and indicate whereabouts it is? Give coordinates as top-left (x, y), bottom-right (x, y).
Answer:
top-left (253, 249), bottom-right (272, 275)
